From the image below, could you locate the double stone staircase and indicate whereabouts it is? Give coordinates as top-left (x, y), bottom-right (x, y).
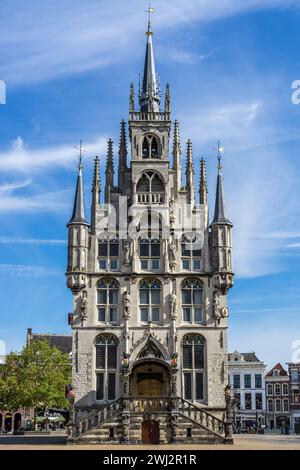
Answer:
top-left (70, 397), bottom-right (232, 445)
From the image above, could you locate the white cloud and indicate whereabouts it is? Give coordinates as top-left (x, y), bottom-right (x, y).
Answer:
top-left (0, 0), bottom-right (299, 85)
top-left (0, 188), bottom-right (71, 213)
top-left (0, 264), bottom-right (60, 277)
top-left (0, 136), bottom-right (107, 174)
top-left (0, 237), bottom-right (66, 246)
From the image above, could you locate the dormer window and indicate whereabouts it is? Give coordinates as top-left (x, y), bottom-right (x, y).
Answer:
top-left (142, 135), bottom-right (159, 159)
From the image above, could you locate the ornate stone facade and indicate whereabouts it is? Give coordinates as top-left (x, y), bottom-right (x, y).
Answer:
top-left (66, 18), bottom-right (234, 444)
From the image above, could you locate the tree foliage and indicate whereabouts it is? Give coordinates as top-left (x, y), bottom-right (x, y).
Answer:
top-left (0, 339), bottom-right (71, 412)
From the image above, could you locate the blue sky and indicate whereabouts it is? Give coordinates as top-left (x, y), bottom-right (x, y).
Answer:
top-left (0, 0), bottom-right (300, 369)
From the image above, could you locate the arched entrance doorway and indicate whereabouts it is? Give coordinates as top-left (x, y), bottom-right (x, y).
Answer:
top-left (130, 361), bottom-right (170, 398)
top-left (142, 418), bottom-right (160, 444)
top-left (14, 413), bottom-right (22, 431)
top-left (4, 414), bottom-right (12, 432)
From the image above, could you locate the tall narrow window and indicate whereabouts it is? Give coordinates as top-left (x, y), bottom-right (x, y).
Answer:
top-left (282, 383), bottom-right (289, 395)
top-left (142, 135), bottom-right (159, 159)
top-left (139, 238), bottom-right (160, 270)
top-left (98, 238), bottom-right (119, 271)
top-left (255, 374), bottom-right (262, 389)
top-left (244, 374), bottom-right (251, 389)
top-left (182, 279), bottom-right (203, 324)
top-left (97, 280), bottom-right (119, 323)
top-left (268, 399), bottom-right (273, 412)
top-left (95, 335), bottom-right (118, 401)
top-left (182, 335), bottom-right (205, 402)
top-left (181, 234), bottom-right (201, 271)
top-left (139, 279), bottom-right (161, 323)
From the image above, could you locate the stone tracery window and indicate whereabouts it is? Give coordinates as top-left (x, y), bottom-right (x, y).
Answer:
top-left (182, 279), bottom-right (203, 324)
top-left (142, 134), bottom-right (159, 159)
top-left (182, 334), bottom-right (205, 402)
top-left (97, 279), bottom-right (119, 323)
top-left (136, 171), bottom-right (164, 204)
top-left (95, 334), bottom-right (118, 401)
top-left (181, 233), bottom-right (202, 271)
top-left (98, 237), bottom-right (119, 271)
top-left (139, 279), bottom-right (161, 323)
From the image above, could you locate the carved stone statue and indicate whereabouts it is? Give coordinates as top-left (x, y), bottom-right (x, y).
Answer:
top-left (213, 291), bottom-right (221, 323)
top-left (169, 198), bottom-right (176, 226)
top-left (221, 307), bottom-right (229, 318)
top-left (80, 290), bottom-right (88, 321)
top-left (123, 240), bottom-right (131, 266)
top-left (122, 290), bottom-right (131, 318)
top-left (168, 238), bottom-right (177, 270)
top-left (169, 291), bottom-right (177, 319)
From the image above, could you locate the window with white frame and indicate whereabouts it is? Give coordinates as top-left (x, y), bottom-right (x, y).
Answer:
top-left (275, 383), bottom-right (281, 395)
top-left (291, 370), bottom-right (298, 383)
top-left (255, 393), bottom-right (262, 410)
top-left (182, 335), bottom-right (205, 402)
top-left (139, 279), bottom-right (161, 323)
top-left (255, 374), bottom-right (262, 389)
top-left (139, 238), bottom-right (160, 270)
top-left (283, 398), bottom-right (289, 412)
top-left (182, 279), bottom-right (203, 324)
top-left (282, 383), bottom-right (289, 395)
top-left (98, 238), bottom-right (119, 271)
top-left (275, 398), bottom-right (281, 412)
top-left (268, 399), bottom-right (274, 412)
top-left (267, 384), bottom-right (273, 395)
top-left (95, 335), bottom-right (118, 401)
top-left (97, 280), bottom-right (119, 323)
top-left (181, 234), bottom-right (201, 271)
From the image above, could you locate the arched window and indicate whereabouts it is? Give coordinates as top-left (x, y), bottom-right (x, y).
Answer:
top-left (136, 171), bottom-right (164, 204)
top-left (267, 384), bottom-right (273, 395)
top-left (98, 237), bottom-right (119, 271)
top-left (268, 399), bottom-right (274, 412)
top-left (275, 399), bottom-right (281, 412)
top-left (182, 279), bottom-right (203, 324)
top-left (283, 398), bottom-right (289, 412)
top-left (181, 234), bottom-right (202, 271)
top-left (282, 383), bottom-right (289, 395)
top-left (182, 335), bottom-right (205, 402)
top-left (142, 135), bottom-right (159, 159)
top-left (97, 280), bottom-right (119, 323)
top-left (95, 334), bottom-right (118, 401)
top-left (139, 279), bottom-right (161, 323)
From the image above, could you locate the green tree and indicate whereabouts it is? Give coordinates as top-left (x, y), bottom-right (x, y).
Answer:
top-left (0, 352), bottom-right (22, 412)
top-left (0, 339), bottom-right (71, 415)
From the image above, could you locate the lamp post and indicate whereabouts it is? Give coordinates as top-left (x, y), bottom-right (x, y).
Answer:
top-left (224, 384), bottom-right (233, 444)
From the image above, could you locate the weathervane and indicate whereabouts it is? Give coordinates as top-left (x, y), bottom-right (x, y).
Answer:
top-left (146, 3), bottom-right (155, 34)
top-left (213, 141), bottom-right (224, 170)
top-left (74, 140), bottom-right (85, 168)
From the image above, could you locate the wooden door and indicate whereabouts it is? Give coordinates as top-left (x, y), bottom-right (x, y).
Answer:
top-left (150, 420), bottom-right (160, 444)
top-left (141, 419), bottom-right (160, 444)
top-left (142, 419), bottom-right (151, 444)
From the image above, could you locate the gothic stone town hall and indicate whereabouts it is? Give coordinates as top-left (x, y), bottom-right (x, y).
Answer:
top-left (66, 18), bottom-right (234, 445)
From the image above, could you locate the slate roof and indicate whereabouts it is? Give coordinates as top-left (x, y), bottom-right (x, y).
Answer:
top-left (31, 334), bottom-right (72, 355)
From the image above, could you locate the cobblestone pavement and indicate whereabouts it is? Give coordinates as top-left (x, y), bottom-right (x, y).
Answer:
top-left (0, 434), bottom-right (299, 450)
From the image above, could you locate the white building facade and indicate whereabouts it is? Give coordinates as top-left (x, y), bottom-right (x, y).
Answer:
top-left (228, 352), bottom-right (266, 430)
top-left (66, 19), bottom-right (234, 445)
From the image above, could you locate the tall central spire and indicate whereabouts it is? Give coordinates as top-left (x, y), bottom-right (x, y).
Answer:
top-left (139, 7), bottom-right (160, 112)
